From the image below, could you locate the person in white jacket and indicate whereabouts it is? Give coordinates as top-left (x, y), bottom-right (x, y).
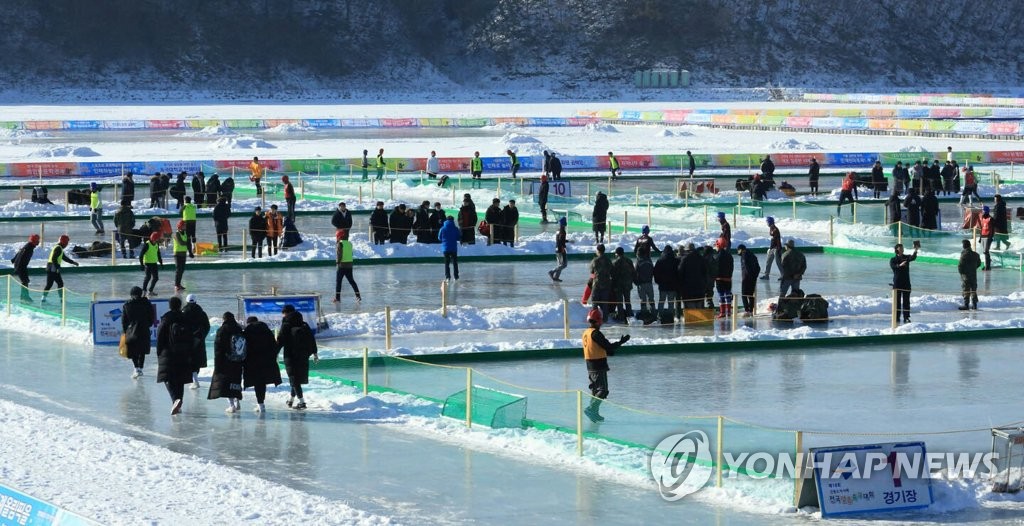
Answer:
top-left (426, 150), bottom-right (440, 179)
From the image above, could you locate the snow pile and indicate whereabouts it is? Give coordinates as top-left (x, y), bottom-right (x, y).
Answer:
top-left (500, 132), bottom-right (549, 156)
top-left (580, 122), bottom-right (618, 133)
top-left (27, 146), bottom-right (100, 157)
top-left (176, 125), bottom-right (236, 137)
top-left (264, 123), bottom-right (316, 133)
top-left (768, 138), bottom-right (822, 150)
top-left (0, 129), bottom-right (51, 139)
top-left (899, 145), bottom-right (931, 153)
top-left (0, 399), bottom-right (390, 525)
top-left (209, 136), bottom-right (276, 150)
top-left (655, 128), bottom-right (694, 137)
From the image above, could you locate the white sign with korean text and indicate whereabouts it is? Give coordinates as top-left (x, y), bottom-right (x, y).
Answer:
top-left (811, 441), bottom-right (932, 518)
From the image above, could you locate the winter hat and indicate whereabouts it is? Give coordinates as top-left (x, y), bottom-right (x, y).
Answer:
top-left (541, 175), bottom-right (548, 183)
top-left (90, 182), bottom-right (98, 190)
top-left (130, 286), bottom-right (143, 298)
top-left (766, 216), bottom-right (775, 224)
top-left (642, 225), bottom-right (650, 234)
top-left (737, 244), bottom-right (747, 251)
top-left (717, 211), bottom-right (726, 220)
top-left (336, 229), bottom-right (348, 241)
top-left (558, 217), bottom-right (567, 227)
top-left (785, 239), bottom-right (795, 248)
top-left (962, 239), bottom-right (971, 249)
top-left (281, 175), bottom-right (289, 183)
top-left (186, 294), bottom-right (196, 304)
top-left (983, 206), bottom-right (990, 214)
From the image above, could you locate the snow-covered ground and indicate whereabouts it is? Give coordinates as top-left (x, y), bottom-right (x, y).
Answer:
top-left (2, 100), bottom-right (1024, 524)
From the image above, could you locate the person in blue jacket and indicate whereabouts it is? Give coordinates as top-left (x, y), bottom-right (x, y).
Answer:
top-left (438, 216), bottom-right (462, 281)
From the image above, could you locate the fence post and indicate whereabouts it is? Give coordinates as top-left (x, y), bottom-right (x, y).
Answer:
top-left (731, 293), bottom-right (738, 331)
top-left (852, 202), bottom-right (857, 224)
top-left (973, 226), bottom-right (978, 251)
top-left (563, 299), bottom-right (570, 339)
top-left (389, 180), bottom-right (394, 201)
top-left (647, 201), bottom-right (652, 226)
top-left (635, 185), bottom-right (639, 205)
top-left (61, 288), bottom-right (67, 327)
top-left (793, 431), bottom-right (804, 507)
top-left (792, 198), bottom-right (797, 219)
top-left (40, 223), bottom-right (44, 247)
top-left (576, 390), bottom-right (584, 457)
top-left (300, 178), bottom-right (305, 200)
top-left (242, 229), bottom-right (248, 260)
top-left (898, 221), bottom-right (904, 245)
top-left (371, 180), bottom-right (375, 200)
top-left (716, 416), bottom-right (724, 488)
top-left (497, 177), bottom-right (501, 196)
top-left (451, 187), bottom-right (456, 206)
top-left (110, 232), bottom-right (116, 266)
top-left (441, 280), bottom-right (448, 317)
top-left (358, 185), bottom-right (363, 204)
top-left (465, 368), bottom-right (473, 428)
top-left (891, 289), bottom-right (898, 329)
top-left (6, 275), bottom-right (11, 316)
top-left (607, 220), bottom-right (613, 243)
top-left (385, 306), bottom-right (392, 350)
top-left (704, 206), bottom-right (709, 230)
top-left (829, 215), bottom-right (834, 245)
top-left (18, 186), bottom-right (23, 201)
top-left (514, 224), bottom-right (519, 243)
top-left (362, 347), bottom-right (369, 395)
top-left (489, 224), bottom-right (494, 245)
top-left (586, 182), bottom-right (591, 204)
top-left (270, 286), bottom-right (277, 296)
top-left (623, 211), bottom-right (628, 234)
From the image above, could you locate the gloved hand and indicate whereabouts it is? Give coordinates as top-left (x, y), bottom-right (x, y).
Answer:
top-left (619, 334), bottom-right (630, 344)
top-left (73, 261), bottom-right (80, 267)
top-left (312, 353), bottom-right (320, 365)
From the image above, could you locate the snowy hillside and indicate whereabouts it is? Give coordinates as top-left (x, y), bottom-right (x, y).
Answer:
top-left (1, 0), bottom-right (1023, 103)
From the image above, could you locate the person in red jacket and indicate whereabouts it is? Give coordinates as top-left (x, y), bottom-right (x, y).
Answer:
top-left (837, 172), bottom-right (858, 216)
top-left (979, 205), bottom-right (994, 270)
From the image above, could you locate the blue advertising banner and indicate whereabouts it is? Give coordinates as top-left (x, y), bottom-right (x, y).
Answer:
top-left (0, 482), bottom-right (99, 525)
top-left (302, 119), bottom-right (341, 129)
top-left (78, 162), bottom-right (147, 177)
top-left (91, 299), bottom-right (170, 345)
top-left (64, 120), bottom-right (103, 130)
top-left (241, 295), bottom-right (320, 334)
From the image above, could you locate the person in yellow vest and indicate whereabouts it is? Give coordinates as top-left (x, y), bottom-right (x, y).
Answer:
top-left (333, 229), bottom-right (362, 303)
top-left (607, 152), bottom-right (621, 178)
top-left (41, 234), bottom-right (79, 303)
top-left (89, 182), bottom-right (105, 235)
top-left (375, 148), bottom-right (385, 180)
top-left (581, 308), bottom-right (629, 422)
top-left (172, 220), bottom-right (194, 292)
top-left (249, 156), bottom-right (263, 195)
top-left (139, 232), bottom-right (165, 297)
top-left (471, 151), bottom-right (483, 180)
top-left (265, 204), bottom-right (284, 256)
top-left (181, 196), bottom-right (198, 250)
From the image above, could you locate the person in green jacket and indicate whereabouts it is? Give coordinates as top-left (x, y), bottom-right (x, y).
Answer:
top-left (181, 196), bottom-right (198, 249)
top-left (333, 229), bottom-right (362, 303)
top-left (471, 151), bottom-right (483, 180)
top-left (507, 149), bottom-right (519, 179)
top-left (89, 182), bottom-right (105, 235)
top-left (140, 232), bottom-right (165, 297)
top-left (41, 234), bottom-right (79, 302)
top-left (608, 152), bottom-right (621, 178)
top-left (172, 220), bottom-right (194, 292)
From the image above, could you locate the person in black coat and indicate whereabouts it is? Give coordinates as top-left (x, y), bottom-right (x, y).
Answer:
top-left (181, 294), bottom-right (210, 389)
top-left (414, 201), bottom-right (432, 243)
top-left (501, 200), bottom-right (519, 246)
top-left (652, 247), bottom-right (679, 323)
top-left (760, 155), bottom-right (776, 183)
top-left (921, 190), bottom-right (939, 230)
top-left (220, 175), bottom-right (235, 205)
top-left (243, 316), bottom-right (282, 413)
top-left (538, 175), bottom-right (550, 223)
top-left (121, 286), bottom-right (155, 378)
top-left (191, 171), bottom-right (206, 209)
top-left (714, 239), bottom-right (734, 318)
top-left (550, 153), bottom-right (563, 180)
top-left (277, 305), bottom-right (318, 410)
top-left (457, 195), bottom-right (477, 245)
top-left (388, 204), bottom-right (410, 244)
top-left (205, 173), bottom-right (221, 206)
top-left (208, 311), bottom-right (244, 413)
top-left (331, 202), bottom-right (353, 232)
top-left (885, 193), bottom-right (902, 226)
top-left (484, 199), bottom-right (502, 245)
top-left (249, 207), bottom-right (267, 257)
top-left (429, 202), bottom-right (445, 243)
top-left (677, 243), bottom-right (708, 310)
top-left (871, 161), bottom-right (885, 199)
top-left (158, 172), bottom-right (170, 208)
top-left (903, 188), bottom-right (922, 228)
top-left (993, 194), bottom-right (1010, 250)
top-left (12, 234), bottom-right (39, 302)
top-left (890, 243), bottom-right (919, 323)
top-left (940, 161), bottom-right (955, 196)
top-left (592, 192), bottom-right (609, 244)
top-left (170, 172), bottom-right (187, 210)
top-left (121, 172), bottom-right (135, 204)
top-left (149, 172), bottom-right (162, 208)
top-left (156, 296), bottom-right (192, 415)
top-left (369, 201), bottom-right (389, 245)
top-left (737, 244), bottom-right (760, 316)
top-left (212, 197), bottom-right (230, 249)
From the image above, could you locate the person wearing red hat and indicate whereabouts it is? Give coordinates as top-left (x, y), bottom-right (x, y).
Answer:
top-left (172, 220), bottom-right (194, 292)
top-left (581, 307), bottom-right (629, 422)
top-left (140, 232), bottom-right (165, 297)
top-left (42, 234), bottom-right (79, 302)
top-left (333, 229), bottom-right (361, 303)
top-left (12, 234), bottom-right (40, 302)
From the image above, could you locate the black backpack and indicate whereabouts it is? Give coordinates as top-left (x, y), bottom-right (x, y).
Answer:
top-left (800, 294), bottom-right (829, 322)
top-left (169, 321), bottom-right (192, 355)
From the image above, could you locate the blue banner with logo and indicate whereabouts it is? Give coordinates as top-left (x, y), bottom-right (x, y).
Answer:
top-left (0, 483), bottom-right (98, 525)
top-left (241, 295), bottom-right (320, 334)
